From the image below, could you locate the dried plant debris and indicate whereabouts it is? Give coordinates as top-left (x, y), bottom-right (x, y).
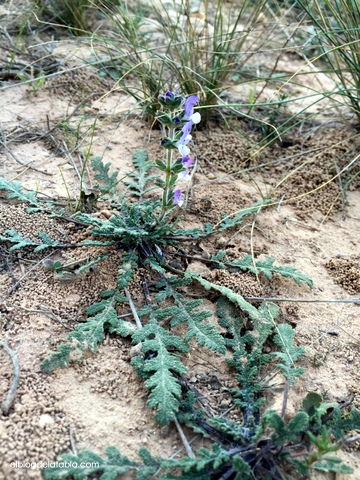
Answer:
top-left (325, 255), bottom-right (360, 294)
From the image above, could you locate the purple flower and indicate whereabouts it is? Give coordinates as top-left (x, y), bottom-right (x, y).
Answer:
top-left (184, 95), bottom-right (199, 118)
top-left (165, 91), bottom-right (173, 99)
top-left (177, 119), bottom-right (194, 148)
top-left (182, 156), bottom-right (194, 168)
top-left (155, 245), bottom-right (165, 258)
top-left (42, 259), bottom-right (54, 269)
top-left (178, 156), bottom-right (194, 180)
top-left (177, 130), bottom-right (192, 147)
top-left (178, 169), bottom-right (190, 180)
top-left (174, 189), bottom-right (182, 205)
top-left (182, 119), bottom-right (194, 135)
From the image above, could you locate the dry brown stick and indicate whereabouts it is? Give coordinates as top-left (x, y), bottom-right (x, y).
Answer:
top-left (281, 380), bottom-right (290, 419)
top-left (242, 296), bottom-right (360, 304)
top-left (13, 305), bottom-right (73, 330)
top-left (174, 416), bottom-right (195, 459)
top-left (0, 340), bottom-right (20, 415)
top-left (336, 324), bottom-right (358, 341)
top-left (0, 139), bottom-right (52, 176)
top-left (124, 288), bottom-right (143, 329)
top-left (341, 434), bottom-right (360, 445)
top-left (69, 426), bottom-right (77, 455)
top-left (0, 250), bottom-right (17, 286)
top-left (0, 253), bottom-right (54, 303)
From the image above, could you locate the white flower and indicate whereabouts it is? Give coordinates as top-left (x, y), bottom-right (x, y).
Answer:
top-left (190, 112), bottom-right (201, 124)
top-left (184, 134), bottom-right (192, 144)
top-left (178, 170), bottom-right (191, 181)
top-left (178, 144), bottom-right (190, 156)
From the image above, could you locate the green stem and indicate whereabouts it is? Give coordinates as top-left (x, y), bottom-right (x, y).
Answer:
top-left (161, 126), bottom-right (174, 215)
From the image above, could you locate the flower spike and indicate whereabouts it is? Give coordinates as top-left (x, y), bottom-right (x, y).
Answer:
top-left (184, 95), bottom-right (199, 119)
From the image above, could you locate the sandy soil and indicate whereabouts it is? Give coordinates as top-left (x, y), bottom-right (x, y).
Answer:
top-left (0, 2), bottom-right (360, 479)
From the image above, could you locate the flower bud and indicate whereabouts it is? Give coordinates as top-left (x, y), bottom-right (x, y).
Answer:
top-left (160, 137), bottom-right (178, 149)
top-left (157, 112), bottom-right (183, 126)
top-left (158, 91), bottom-right (185, 110)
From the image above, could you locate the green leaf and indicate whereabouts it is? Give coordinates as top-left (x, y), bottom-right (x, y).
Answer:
top-left (91, 156), bottom-right (119, 195)
top-left (232, 455), bottom-right (252, 476)
top-left (216, 295), bottom-right (245, 352)
top-left (313, 459), bottom-right (353, 474)
top-left (328, 407), bottom-right (360, 439)
top-left (144, 255), bottom-right (166, 275)
top-left (131, 318), bottom-right (189, 426)
top-left (162, 444), bottom-right (229, 474)
top-left (288, 411), bottom-right (309, 434)
top-left (41, 295), bottom-right (125, 373)
top-left (0, 178), bottom-right (39, 206)
top-left (43, 446), bottom-right (139, 480)
top-left (216, 297), bottom-right (275, 422)
top-left (227, 255), bottom-right (313, 287)
top-left (302, 392), bottom-right (323, 415)
top-left (262, 409), bottom-right (309, 447)
top-left (40, 344), bottom-right (74, 374)
top-left (118, 251), bottom-right (138, 289)
top-left (272, 324), bottom-right (305, 382)
top-left (185, 271), bottom-right (260, 321)
top-left (209, 417), bottom-right (251, 443)
top-left (217, 200), bottom-right (270, 232)
top-left (0, 230), bottom-right (60, 252)
top-left (171, 299), bottom-right (226, 354)
top-left (0, 229), bottom-right (37, 250)
top-left (124, 149), bottom-right (158, 197)
top-left (137, 447), bottom-right (164, 480)
top-left (108, 320), bottom-right (137, 337)
top-left (34, 232), bottom-right (60, 251)
top-left (81, 240), bottom-right (115, 246)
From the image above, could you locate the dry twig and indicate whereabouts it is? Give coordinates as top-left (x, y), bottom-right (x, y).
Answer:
top-left (0, 339), bottom-right (20, 415)
top-left (125, 288), bottom-right (143, 329)
top-left (174, 416), bottom-right (195, 459)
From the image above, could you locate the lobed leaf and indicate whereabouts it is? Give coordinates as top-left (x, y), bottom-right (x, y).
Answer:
top-left (41, 295), bottom-right (130, 373)
top-left (132, 318), bottom-right (189, 426)
top-left (0, 178), bottom-right (39, 206)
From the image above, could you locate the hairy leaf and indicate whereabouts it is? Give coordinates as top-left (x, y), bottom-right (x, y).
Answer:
top-left (42, 445), bottom-right (160, 480)
top-left (131, 318), bottom-right (189, 425)
top-left (118, 251), bottom-right (139, 289)
top-left (0, 178), bottom-right (39, 206)
top-left (272, 324), bottom-right (305, 382)
top-left (162, 444), bottom-right (230, 473)
top-left (0, 230), bottom-right (59, 251)
top-left (185, 271), bottom-right (260, 321)
top-left (171, 299), bottom-right (226, 354)
top-left (327, 407), bottom-right (360, 440)
top-left (41, 295), bottom-right (128, 373)
top-left (217, 200), bottom-right (270, 232)
top-left (124, 149), bottom-right (158, 197)
top-left (227, 255), bottom-right (313, 287)
top-left (261, 409), bottom-right (309, 446)
top-left (91, 155), bottom-right (120, 195)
